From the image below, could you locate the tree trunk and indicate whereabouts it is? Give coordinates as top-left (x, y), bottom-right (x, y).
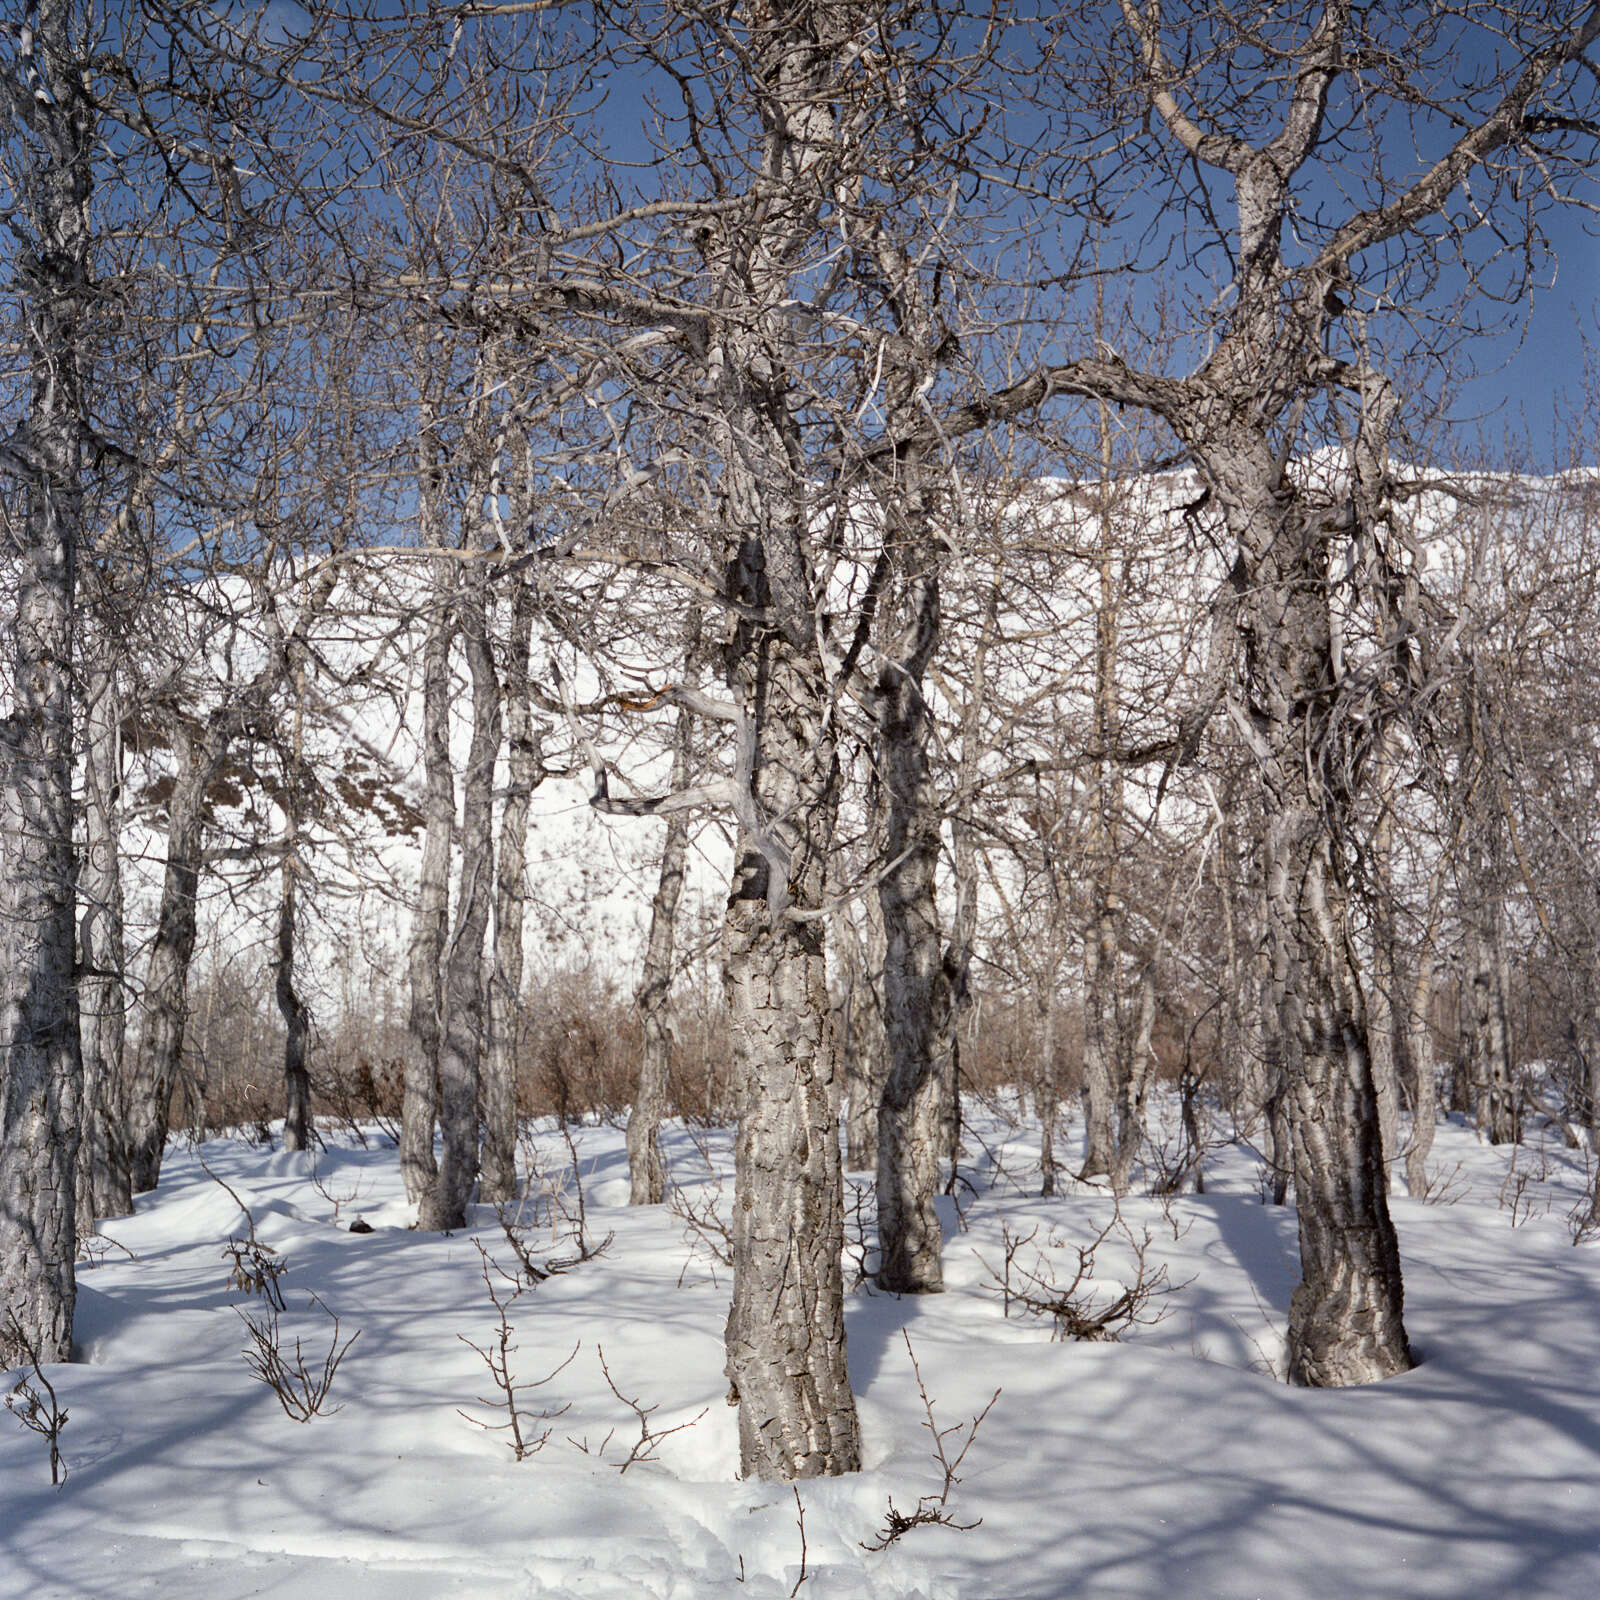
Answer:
top-left (627, 703), bottom-right (692, 1206)
top-left (1366, 737), bottom-right (1403, 1189)
top-left (276, 694), bottom-right (312, 1154)
top-left (1404, 947), bottom-right (1440, 1197)
top-left (128, 718), bottom-right (234, 1192)
top-left (1111, 962), bottom-right (1157, 1195)
top-left (689, 2), bottom-right (859, 1479)
top-left (833, 897), bottom-right (885, 1174)
top-left (482, 578), bottom-right (539, 1205)
top-left (77, 663), bottom-right (131, 1228)
top-left (402, 560), bottom-right (454, 1206)
top-left (0, 0), bottom-right (89, 1363)
top-left (942, 586), bottom-right (997, 1183)
top-left (419, 576), bottom-right (499, 1232)
top-left (1079, 894), bottom-right (1119, 1183)
top-left (1211, 455), bottom-right (1411, 1386)
top-left (720, 632), bottom-right (859, 1478)
top-left (1080, 458), bottom-right (1125, 1183)
top-left (1038, 995), bottom-right (1060, 1198)
top-left (875, 554), bottom-right (951, 1295)
top-left (1464, 894), bottom-right (1517, 1145)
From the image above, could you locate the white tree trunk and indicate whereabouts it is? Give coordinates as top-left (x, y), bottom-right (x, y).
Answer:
top-left (0, 0), bottom-right (89, 1364)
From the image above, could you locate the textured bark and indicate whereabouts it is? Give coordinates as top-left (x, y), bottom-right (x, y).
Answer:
top-left (720, 620), bottom-right (858, 1475)
top-left (723, 830), bottom-right (857, 1478)
top-left (1463, 887), bottom-right (1518, 1145)
top-left (1203, 444), bottom-right (1411, 1386)
top-left (128, 715), bottom-right (239, 1192)
top-left (833, 898), bottom-right (885, 1175)
top-left (275, 838), bottom-right (312, 1156)
top-left (402, 560), bottom-right (454, 1206)
top-left (627, 704), bottom-right (692, 1207)
top-left (941, 588), bottom-right (997, 1182)
top-left (1037, 997), bottom-right (1060, 1199)
top-left (0, 0), bottom-right (89, 1364)
top-left (1079, 898), bottom-right (1119, 1183)
top-left (1404, 948), bottom-right (1440, 1197)
top-left (1079, 465), bottom-right (1126, 1183)
top-left (419, 577), bottom-right (499, 1232)
top-left (1366, 740), bottom-right (1403, 1188)
top-left (1111, 963), bottom-right (1157, 1195)
top-left (482, 579), bottom-right (539, 1206)
top-left (712, 2), bottom-right (860, 1480)
top-left (716, 428), bottom-right (859, 1476)
top-left (874, 560), bottom-right (952, 1294)
top-left (77, 663), bottom-right (131, 1228)
top-left (276, 694), bottom-right (312, 1155)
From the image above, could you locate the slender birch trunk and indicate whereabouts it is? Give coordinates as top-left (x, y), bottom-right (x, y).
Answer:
top-left (942, 585), bottom-right (998, 1181)
top-left (420, 573), bottom-right (499, 1231)
top-left (77, 663), bottom-right (131, 1228)
top-left (402, 560), bottom-right (454, 1205)
top-left (1366, 736), bottom-right (1403, 1188)
top-left (834, 897), bottom-right (885, 1174)
top-left (275, 726), bottom-right (311, 1158)
top-left (1404, 947), bottom-right (1440, 1196)
top-left (482, 577), bottom-right (538, 1205)
top-left (1038, 995), bottom-right (1060, 1198)
top-left (0, 0), bottom-right (89, 1362)
top-left (128, 715), bottom-right (244, 1192)
top-left (1080, 443), bottom-right (1126, 1182)
top-left (627, 703), bottom-right (692, 1206)
top-left (875, 541), bottom-right (952, 1294)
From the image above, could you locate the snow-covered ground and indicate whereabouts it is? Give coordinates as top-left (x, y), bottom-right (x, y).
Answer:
top-left (7, 1101), bottom-right (1600, 1599)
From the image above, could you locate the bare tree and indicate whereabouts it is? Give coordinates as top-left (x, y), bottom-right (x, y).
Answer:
top-left (0, 0), bottom-right (91, 1364)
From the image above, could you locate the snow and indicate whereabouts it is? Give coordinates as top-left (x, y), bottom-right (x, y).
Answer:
top-left (8, 1104), bottom-right (1600, 1599)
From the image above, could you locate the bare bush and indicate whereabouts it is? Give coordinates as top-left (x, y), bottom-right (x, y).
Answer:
top-left (3, 1314), bottom-right (69, 1486)
top-left (665, 1127), bottom-right (732, 1283)
top-left (977, 1211), bottom-right (1180, 1342)
top-left (566, 1344), bottom-right (708, 1474)
top-left (862, 1332), bottom-right (997, 1551)
top-left (457, 1241), bottom-right (575, 1460)
top-left (239, 1293), bottom-right (360, 1421)
top-left (202, 1158), bottom-right (288, 1310)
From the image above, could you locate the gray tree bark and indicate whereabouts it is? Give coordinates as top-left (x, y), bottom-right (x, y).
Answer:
top-left (626, 702), bottom-right (692, 1207)
top-left (710, 1), bottom-right (860, 1481)
top-left (275, 688), bottom-right (312, 1154)
top-left (1404, 947), bottom-right (1440, 1197)
top-left (482, 577), bottom-right (539, 1206)
top-left (1079, 453), bottom-right (1126, 1183)
top-left (128, 705), bottom-right (260, 1192)
top-left (874, 547), bottom-right (952, 1294)
top-left (77, 663), bottom-right (131, 1228)
top-left (0, 0), bottom-right (89, 1363)
top-left (402, 557), bottom-right (454, 1206)
top-left (419, 573), bottom-right (499, 1231)
top-left (832, 896), bottom-right (885, 1175)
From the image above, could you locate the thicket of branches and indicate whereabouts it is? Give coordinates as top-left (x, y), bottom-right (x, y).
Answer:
top-left (4, 0), bottom-right (1600, 1479)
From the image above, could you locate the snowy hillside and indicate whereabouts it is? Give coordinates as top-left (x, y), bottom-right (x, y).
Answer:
top-left (6, 1099), bottom-right (1600, 1599)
